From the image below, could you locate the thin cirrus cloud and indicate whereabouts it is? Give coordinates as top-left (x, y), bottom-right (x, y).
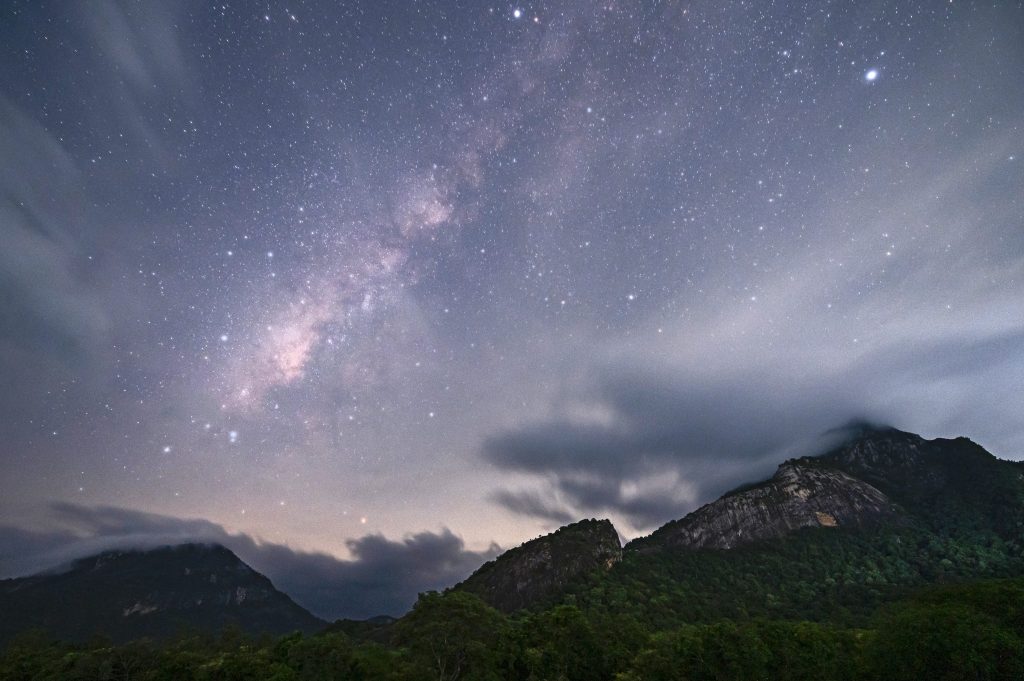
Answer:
top-left (481, 121), bottom-right (1024, 536)
top-left (0, 98), bottom-right (109, 365)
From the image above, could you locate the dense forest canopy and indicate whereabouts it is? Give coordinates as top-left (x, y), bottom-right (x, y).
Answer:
top-left (3, 578), bottom-right (1022, 681)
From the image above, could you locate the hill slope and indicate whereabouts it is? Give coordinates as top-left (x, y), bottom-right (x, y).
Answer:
top-left (587, 426), bottom-right (1024, 627)
top-left (0, 543), bottom-right (324, 644)
top-left (459, 426), bottom-right (1024, 626)
top-left (454, 518), bottom-right (621, 612)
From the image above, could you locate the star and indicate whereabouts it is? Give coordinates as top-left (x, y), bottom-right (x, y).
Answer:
top-left (3, 0), bottom-right (1021, 625)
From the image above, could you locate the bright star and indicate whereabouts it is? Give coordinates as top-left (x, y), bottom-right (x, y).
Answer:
top-left (864, 69), bottom-right (878, 82)
top-left (513, 8), bottom-right (522, 19)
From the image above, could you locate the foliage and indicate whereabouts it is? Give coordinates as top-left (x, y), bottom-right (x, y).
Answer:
top-left (394, 591), bottom-right (511, 680)
top-left (3, 579), bottom-right (1023, 680)
top-left (561, 523), bottom-right (1024, 629)
top-left (864, 579), bottom-right (1024, 681)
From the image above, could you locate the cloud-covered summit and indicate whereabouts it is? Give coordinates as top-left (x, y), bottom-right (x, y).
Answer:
top-left (0, 503), bottom-right (499, 621)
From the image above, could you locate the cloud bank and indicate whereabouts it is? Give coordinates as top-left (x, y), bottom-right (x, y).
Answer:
top-left (484, 361), bottom-right (875, 532)
top-left (0, 503), bottom-right (499, 620)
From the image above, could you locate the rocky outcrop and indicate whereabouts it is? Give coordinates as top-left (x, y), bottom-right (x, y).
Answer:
top-left (455, 519), bottom-right (621, 613)
top-left (634, 460), bottom-right (901, 551)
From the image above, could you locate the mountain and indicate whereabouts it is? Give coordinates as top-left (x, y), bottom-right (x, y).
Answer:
top-left (454, 518), bottom-right (621, 612)
top-left (3, 426), bottom-right (1020, 647)
top-left (634, 458), bottom-right (900, 551)
top-left (587, 426), bottom-right (1024, 626)
top-left (817, 426), bottom-right (1024, 535)
top-left (628, 425), bottom-right (1023, 553)
top-left (2, 427), bottom-right (1021, 679)
top-left (452, 426), bottom-right (1024, 625)
top-left (323, 614), bottom-right (397, 643)
top-left (0, 543), bottom-right (324, 644)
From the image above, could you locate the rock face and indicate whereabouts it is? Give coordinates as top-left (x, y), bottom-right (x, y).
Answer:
top-left (455, 519), bottom-right (621, 613)
top-left (630, 425), bottom-right (1024, 554)
top-left (637, 460), bottom-right (901, 551)
top-left (0, 543), bottom-right (324, 644)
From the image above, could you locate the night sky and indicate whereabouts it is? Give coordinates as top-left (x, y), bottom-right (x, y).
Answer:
top-left (1, 0), bottom-right (1023, 619)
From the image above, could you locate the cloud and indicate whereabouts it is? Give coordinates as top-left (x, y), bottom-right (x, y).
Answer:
top-left (483, 358), bottom-right (878, 531)
top-left (321, 530), bottom-right (500, 618)
top-left (0, 98), bottom-right (109, 364)
top-left (483, 301), bottom-right (1024, 535)
top-left (0, 503), bottom-right (499, 621)
top-left (488, 489), bottom-right (576, 525)
top-left (84, 1), bottom-right (187, 90)
top-left (479, 114), bottom-right (1024, 536)
top-left (77, 0), bottom-right (194, 165)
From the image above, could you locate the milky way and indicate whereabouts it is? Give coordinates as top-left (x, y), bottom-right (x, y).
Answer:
top-left (1, 1), bottom-right (1023, 616)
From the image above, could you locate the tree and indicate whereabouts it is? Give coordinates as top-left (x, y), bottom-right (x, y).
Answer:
top-left (868, 600), bottom-right (1024, 681)
top-left (395, 591), bottom-right (510, 681)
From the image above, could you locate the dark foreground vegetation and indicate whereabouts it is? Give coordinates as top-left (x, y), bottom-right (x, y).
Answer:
top-left (3, 576), bottom-right (1022, 681)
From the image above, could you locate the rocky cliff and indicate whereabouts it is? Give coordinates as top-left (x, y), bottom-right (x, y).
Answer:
top-left (634, 459), bottom-right (901, 551)
top-left (454, 519), bottom-right (621, 612)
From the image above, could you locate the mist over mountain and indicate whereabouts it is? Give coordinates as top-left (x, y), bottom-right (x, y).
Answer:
top-left (0, 544), bottom-right (323, 644)
top-left (6, 423), bottom-right (1020, 633)
top-left (0, 505), bottom-right (499, 621)
top-left (2, 421), bottom-right (1024, 681)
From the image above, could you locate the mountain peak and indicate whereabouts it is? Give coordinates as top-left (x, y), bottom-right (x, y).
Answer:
top-left (826, 418), bottom-right (900, 436)
top-left (454, 518), bottom-right (621, 612)
top-left (0, 542), bottom-right (323, 644)
top-left (630, 425), bottom-right (1018, 558)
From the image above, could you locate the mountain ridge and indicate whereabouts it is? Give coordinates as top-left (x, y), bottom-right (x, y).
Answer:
top-left (3, 425), bottom-right (1021, 639)
top-left (451, 425), bottom-right (1024, 615)
top-left (0, 542), bottom-right (324, 645)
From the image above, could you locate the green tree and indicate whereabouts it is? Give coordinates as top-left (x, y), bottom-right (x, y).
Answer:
top-left (868, 600), bottom-right (1024, 680)
top-left (395, 591), bottom-right (510, 681)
